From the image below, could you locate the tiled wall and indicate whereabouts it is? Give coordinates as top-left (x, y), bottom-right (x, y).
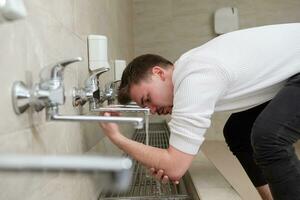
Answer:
top-left (132, 0), bottom-right (300, 140)
top-left (0, 0), bottom-right (134, 199)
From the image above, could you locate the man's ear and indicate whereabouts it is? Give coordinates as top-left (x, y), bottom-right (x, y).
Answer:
top-left (152, 66), bottom-right (165, 80)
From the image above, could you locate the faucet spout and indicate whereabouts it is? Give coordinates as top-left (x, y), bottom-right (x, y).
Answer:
top-left (0, 154), bottom-right (133, 191)
top-left (91, 104), bottom-right (150, 114)
top-left (51, 115), bottom-right (144, 129)
top-left (47, 107), bottom-right (144, 129)
top-left (90, 104), bottom-right (150, 144)
top-left (72, 67), bottom-right (110, 107)
top-left (0, 154), bottom-right (132, 171)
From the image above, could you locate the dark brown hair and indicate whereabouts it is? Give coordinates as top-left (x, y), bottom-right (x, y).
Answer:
top-left (118, 54), bottom-right (173, 104)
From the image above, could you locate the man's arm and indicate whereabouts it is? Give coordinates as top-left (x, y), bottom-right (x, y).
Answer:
top-left (100, 113), bottom-right (195, 181)
top-left (113, 133), bottom-right (194, 180)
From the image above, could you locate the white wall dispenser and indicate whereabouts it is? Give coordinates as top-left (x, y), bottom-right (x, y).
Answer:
top-left (214, 7), bottom-right (239, 34)
top-left (114, 59), bottom-right (126, 80)
top-left (0, 0), bottom-right (27, 23)
top-left (87, 35), bottom-right (110, 71)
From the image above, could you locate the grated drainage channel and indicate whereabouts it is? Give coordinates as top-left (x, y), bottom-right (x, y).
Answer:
top-left (98, 122), bottom-right (200, 200)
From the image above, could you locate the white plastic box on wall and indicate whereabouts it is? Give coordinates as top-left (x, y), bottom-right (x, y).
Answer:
top-left (87, 35), bottom-right (110, 71)
top-left (114, 60), bottom-right (126, 80)
top-left (0, 0), bottom-right (27, 23)
top-left (214, 7), bottom-right (239, 34)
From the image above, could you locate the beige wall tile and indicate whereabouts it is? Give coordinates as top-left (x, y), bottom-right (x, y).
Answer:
top-left (0, 172), bottom-right (58, 200)
top-left (172, 0), bottom-right (216, 17)
top-left (26, 173), bottom-right (105, 200)
top-left (0, 0), bottom-right (134, 199)
top-left (27, 0), bottom-right (75, 32)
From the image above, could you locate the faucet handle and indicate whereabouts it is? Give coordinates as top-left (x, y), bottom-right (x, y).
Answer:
top-left (85, 67), bottom-right (110, 87)
top-left (105, 80), bottom-right (121, 91)
top-left (105, 80), bottom-right (121, 105)
top-left (72, 67), bottom-right (110, 107)
top-left (49, 57), bottom-right (83, 80)
top-left (56, 57), bottom-right (83, 68)
top-left (40, 57), bottom-right (83, 83)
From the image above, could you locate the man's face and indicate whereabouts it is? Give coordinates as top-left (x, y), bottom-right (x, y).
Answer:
top-left (129, 66), bottom-right (173, 115)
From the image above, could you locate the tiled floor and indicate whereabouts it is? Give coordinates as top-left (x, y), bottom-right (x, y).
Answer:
top-left (190, 141), bottom-right (300, 200)
top-left (189, 151), bottom-right (241, 200)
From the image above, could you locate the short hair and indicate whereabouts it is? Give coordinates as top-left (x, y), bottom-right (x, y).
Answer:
top-left (118, 54), bottom-right (173, 104)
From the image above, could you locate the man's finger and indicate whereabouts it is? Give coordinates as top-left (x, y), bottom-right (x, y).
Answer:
top-left (99, 112), bottom-right (121, 117)
top-left (149, 168), bottom-right (156, 176)
top-left (109, 111), bottom-right (121, 116)
top-left (155, 169), bottom-right (164, 180)
top-left (173, 180), bottom-right (179, 185)
top-left (101, 112), bottom-right (110, 117)
top-left (162, 175), bottom-right (169, 184)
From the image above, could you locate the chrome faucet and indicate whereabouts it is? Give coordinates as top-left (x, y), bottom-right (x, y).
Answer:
top-left (12, 57), bottom-right (83, 114)
top-left (71, 62), bottom-right (150, 142)
top-left (104, 80), bottom-right (121, 105)
top-left (72, 69), bottom-right (120, 108)
top-left (12, 57), bottom-right (144, 129)
top-left (91, 104), bottom-right (151, 145)
top-left (72, 67), bottom-right (109, 109)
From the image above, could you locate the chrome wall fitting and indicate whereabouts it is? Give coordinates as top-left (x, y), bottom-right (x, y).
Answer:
top-left (11, 57), bottom-right (144, 129)
top-left (72, 69), bottom-right (121, 108)
top-left (72, 67), bottom-right (109, 107)
top-left (12, 81), bottom-right (31, 114)
top-left (104, 80), bottom-right (121, 105)
top-left (12, 57), bottom-right (83, 115)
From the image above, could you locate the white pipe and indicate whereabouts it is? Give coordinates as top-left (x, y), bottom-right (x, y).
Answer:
top-left (51, 114), bottom-right (144, 129)
top-left (92, 104), bottom-right (150, 113)
top-left (0, 154), bottom-right (132, 172)
top-left (91, 105), bottom-right (150, 145)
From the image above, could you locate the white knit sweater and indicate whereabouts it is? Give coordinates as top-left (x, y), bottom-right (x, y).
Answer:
top-left (168, 23), bottom-right (300, 155)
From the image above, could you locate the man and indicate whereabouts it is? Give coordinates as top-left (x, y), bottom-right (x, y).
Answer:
top-left (99, 23), bottom-right (300, 200)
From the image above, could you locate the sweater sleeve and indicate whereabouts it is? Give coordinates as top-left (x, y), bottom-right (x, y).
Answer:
top-left (168, 59), bottom-right (230, 155)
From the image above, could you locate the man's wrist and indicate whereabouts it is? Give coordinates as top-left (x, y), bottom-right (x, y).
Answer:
top-left (109, 131), bottom-right (124, 145)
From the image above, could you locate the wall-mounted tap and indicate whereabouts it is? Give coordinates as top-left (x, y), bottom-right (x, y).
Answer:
top-left (12, 57), bottom-right (83, 113)
top-left (72, 69), bottom-right (151, 143)
top-left (73, 67), bottom-right (121, 109)
top-left (72, 67), bottom-right (109, 108)
top-left (104, 80), bottom-right (121, 105)
top-left (91, 104), bottom-right (151, 145)
top-left (12, 57), bottom-right (144, 129)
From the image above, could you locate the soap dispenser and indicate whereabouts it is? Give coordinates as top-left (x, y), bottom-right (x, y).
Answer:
top-left (87, 35), bottom-right (110, 71)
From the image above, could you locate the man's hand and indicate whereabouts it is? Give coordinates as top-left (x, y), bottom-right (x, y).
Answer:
top-left (99, 112), bottom-right (121, 139)
top-left (99, 112), bottom-right (179, 184)
top-left (99, 112), bottom-right (194, 185)
top-left (149, 167), bottom-right (180, 185)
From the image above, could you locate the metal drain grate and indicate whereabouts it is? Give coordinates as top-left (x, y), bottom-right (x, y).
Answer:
top-left (98, 122), bottom-right (199, 200)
